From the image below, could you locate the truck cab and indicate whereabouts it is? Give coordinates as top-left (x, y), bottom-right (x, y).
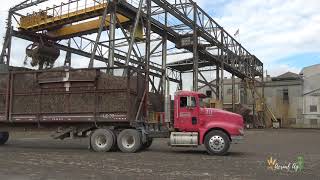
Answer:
top-left (170, 91), bottom-right (244, 155)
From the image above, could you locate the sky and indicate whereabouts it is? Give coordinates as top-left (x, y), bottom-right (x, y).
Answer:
top-left (0, 0), bottom-right (320, 76)
top-left (194, 0), bottom-right (320, 76)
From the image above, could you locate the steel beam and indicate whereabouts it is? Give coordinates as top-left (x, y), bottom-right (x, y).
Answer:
top-left (192, 2), bottom-right (198, 92)
top-left (12, 30), bottom-right (181, 83)
top-left (10, 0), bottom-right (49, 12)
top-left (89, 1), bottom-right (110, 68)
top-left (108, 0), bottom-right (116, 74)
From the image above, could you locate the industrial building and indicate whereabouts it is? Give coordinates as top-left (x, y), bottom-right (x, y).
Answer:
top-left (300, 64), bottom-right (320, 128)
top-left (199, 64), bottom-right (320, 128)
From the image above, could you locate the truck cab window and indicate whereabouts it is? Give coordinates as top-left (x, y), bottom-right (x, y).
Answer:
top-left (180, 96), bottom-right (196, 108)
top-left (190, 97), bottom-right (196, 107)
top-left (180, 97), bottom-right (187, 107)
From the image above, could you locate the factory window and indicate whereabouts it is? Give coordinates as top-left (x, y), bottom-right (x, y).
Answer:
top-left (206, 90), bottom-right (212, 98)
top-left (310, 105), bottom-right (318, 113)
top-left (283, 89), bottom-right (289, 102)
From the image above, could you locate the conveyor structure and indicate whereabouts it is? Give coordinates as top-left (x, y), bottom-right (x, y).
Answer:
top-left (0, 0), bottom-right (265, 126)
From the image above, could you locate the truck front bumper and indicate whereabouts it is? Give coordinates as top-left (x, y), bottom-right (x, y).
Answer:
top-left (231, 135), bottom-right (243, 144)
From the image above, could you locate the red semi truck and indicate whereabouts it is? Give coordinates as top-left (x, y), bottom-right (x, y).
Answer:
top-left (0, 67), bottom-right (244, 155)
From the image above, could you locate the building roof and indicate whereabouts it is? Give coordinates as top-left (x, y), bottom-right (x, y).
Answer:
top-left (271, 72), bottom-right (301, 81)
top-left (300, 64), bottom-right (320, 77)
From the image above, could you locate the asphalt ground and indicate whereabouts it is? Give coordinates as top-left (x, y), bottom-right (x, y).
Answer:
top-left (0, 129), bottom-right (319, 180)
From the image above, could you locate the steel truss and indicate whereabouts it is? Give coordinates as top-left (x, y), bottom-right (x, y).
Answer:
top-left (0, 0), bottom-right (264, 124)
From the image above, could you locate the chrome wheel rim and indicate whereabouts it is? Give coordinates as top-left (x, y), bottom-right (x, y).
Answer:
top-left (122, 135), bottom-right (135, 149)
top-left (95, 135), bottom-right (108, 148)
top-left (209, 135), bottom-right (225, 152)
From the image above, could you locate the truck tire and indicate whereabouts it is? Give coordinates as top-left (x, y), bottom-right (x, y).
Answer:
top-left (0, 132), bottom-right (9, 145)
top-left (90, 129), bottom-right (115, 152)
top-left (117, 129), bottom-right (142, 153)
top-left (141, 138), bottom-right (153, 150)
top-left (204, 130), bottom-right (230, 156)
top-left (110, 130), bottom-right (119, 151)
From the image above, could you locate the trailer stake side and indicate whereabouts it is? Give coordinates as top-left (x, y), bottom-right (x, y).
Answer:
top-left (0, 67), bottom-right (244, 155)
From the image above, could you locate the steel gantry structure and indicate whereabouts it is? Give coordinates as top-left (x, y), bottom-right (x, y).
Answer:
top-left (0, 0), bottom-right (264, 124)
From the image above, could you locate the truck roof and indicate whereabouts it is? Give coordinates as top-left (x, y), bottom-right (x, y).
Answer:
top-left (175, 90), bottom-right (206, 97)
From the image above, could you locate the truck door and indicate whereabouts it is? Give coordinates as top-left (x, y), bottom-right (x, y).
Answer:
top-left (177, 96), bottom-right (199, 131)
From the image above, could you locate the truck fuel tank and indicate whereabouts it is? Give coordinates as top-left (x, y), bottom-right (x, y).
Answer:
top-left (169, 132), bottom-right (198, 146)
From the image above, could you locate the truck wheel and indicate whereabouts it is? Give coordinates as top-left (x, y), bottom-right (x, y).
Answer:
top-left (204, 130), bottom-right (230, 156)
top-left (117, 129), bottom-right (142, 153)
top-left (90, 129), bottom-right (115, 152)
top-left (0, 132), bottom-right (9, 145)
top-left (141, 138), bottom-right (153, 150)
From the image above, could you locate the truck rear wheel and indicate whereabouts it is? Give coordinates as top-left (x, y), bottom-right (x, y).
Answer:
top-left (90, 129), bottom-right (116, 152)
top-left (117, 129), bottom-right (142, 153)
top-left (0, 132), bottom-right (9, 145)
top-left (204, 130), bottom-right (230, 156)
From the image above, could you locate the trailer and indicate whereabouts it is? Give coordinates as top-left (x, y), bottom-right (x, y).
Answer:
top-left (0, 66), bottom-right (244, 155)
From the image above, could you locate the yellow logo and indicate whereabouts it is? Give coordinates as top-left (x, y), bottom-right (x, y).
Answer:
top-left (267, 156), bottom-right (277, 170)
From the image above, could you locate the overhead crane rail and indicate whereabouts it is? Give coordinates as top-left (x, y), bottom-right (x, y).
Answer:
top-left (20, 1), bottom-right (109, 30)
top-left (19, 0), bottom-right (143, 40)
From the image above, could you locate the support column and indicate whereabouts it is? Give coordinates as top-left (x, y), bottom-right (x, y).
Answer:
top-left (220, 61), bottom-right (224, 107)
top-left (192, 4), bottom-right (198, 91)
top-left (252, 85), bottom-right (256, 127)
top-left (179, 72), bottom-right (183, 90)
top-left (215, 65), bottom-right (220, 99)
top-left (162, 10), bottom-right (171, 124)
top-left (145, 0), bottom-right (151, 120)
top-left (262, 68), bottom-right (266, 127)
top-left (243, 80), bottom-right (248, 104)
top-left (64, 39), bottom-right (72, 68)
top-left (108, 0), bottom-right (116, 75)
top-left (0, 12), bottom-right (13, 67)
top-left (232, 73), bottom-right (235, 112)
top-left (162, 11), bottom-right (167, 95)
top-left (220, 31), bottom-right (224, 105)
